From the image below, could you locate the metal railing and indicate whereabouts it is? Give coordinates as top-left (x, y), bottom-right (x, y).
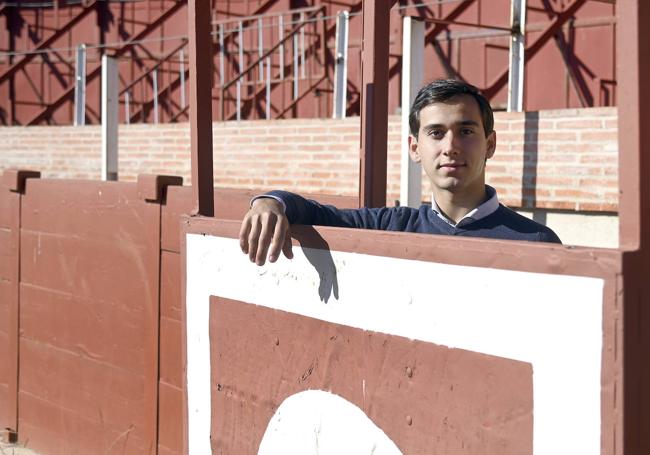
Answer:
top-left (215, 6), bottom-right (327, 121)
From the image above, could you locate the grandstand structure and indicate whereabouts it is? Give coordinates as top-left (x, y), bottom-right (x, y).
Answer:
top-left (0, 0), bottom-right (616, 125)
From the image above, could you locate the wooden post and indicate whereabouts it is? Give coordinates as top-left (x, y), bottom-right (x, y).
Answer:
top-left (188, 0), bottom-right (214, 217)
top-left (359, 0), bottom-right (395, 208)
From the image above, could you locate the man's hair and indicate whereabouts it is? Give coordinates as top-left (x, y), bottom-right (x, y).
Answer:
top-left (408, 79), bottom-right (494, 138)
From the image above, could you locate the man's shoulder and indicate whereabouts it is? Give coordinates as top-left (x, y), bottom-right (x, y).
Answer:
top-left (492, 205), bottom-right (562, 243)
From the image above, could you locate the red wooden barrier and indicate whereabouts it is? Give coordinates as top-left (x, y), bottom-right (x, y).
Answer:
top-left (15, 176), bottom-right (179, 454)
top-left (0, 170), bottom-right (357, 454)
top-left (0, 170), bottom-right (39, 442)
top-left (157, 186), bottom-right (357, 454)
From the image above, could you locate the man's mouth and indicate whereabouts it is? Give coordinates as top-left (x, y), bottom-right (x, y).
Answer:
top-left (438, 162), bottom-right (466, 169)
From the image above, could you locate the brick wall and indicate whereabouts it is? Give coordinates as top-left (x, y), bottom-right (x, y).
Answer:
top-left (0, 107), bottom-right (618, 212)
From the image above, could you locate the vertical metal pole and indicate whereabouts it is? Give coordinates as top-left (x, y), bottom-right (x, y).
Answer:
top-left (236, 79), bottom-right (241, 121)
top-left (507, 0), bottom-right (526, 112)
top-left (359, 0), bottom-right (392, 208)
top-left (266, 57), bottom-right (271, 120)
top-left (152, 68), bottom-right (159, 124)
top-left (125, 91), bottom-right (130, 125)
top-left (258, 18), bottom-right (264, 82)
top-left (300, 11), bottom-right (306, 79)
top-left (101, 54), bottom-right (118, 181)
top-left (293, 33), bottom-right (299, 100)
top-left (219, 23), bottom-right (225, 86)
top-left (279, 16), bottom-right (285, 80)
top-left (332, 11), bottom-right (349, 119)
top-left (238, 21), bottom-right (244, 75)
top-left (400, 16), bottom-right (424, 208)
top-left (188, 0), bottom-right (215, 219)
top-left (180, 48), bottom-right (186, 109)
top-left (74, 43), bottom-right (86, 126)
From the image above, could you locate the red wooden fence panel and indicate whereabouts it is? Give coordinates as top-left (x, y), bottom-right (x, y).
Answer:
top-left (0, 170), bottom-right (39, 442)
top-left (17, 178), bottom-right (163, 454)
top-left (0, 177), bottom-right (19, 437)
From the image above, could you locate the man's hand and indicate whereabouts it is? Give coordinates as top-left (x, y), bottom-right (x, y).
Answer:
top-left (239, 198), bottom-right (294, 266)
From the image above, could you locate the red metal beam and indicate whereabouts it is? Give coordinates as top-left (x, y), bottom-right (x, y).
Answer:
top-left (25, 0), bottom-right (186, 125)
top-left (483, 0), bottom-right (588, 99)
top-left (359, 0), bottom-right (397, 208)
top-left (387, 0), bottom-right (478, 91)
top-left (188, 0), bottom-right (214, 217)
top-left (128, 0), bottom-right (284, 124)
top-left (222, 11), bottom-right (326, 121)
top-left (540, 0), bottom-right (592, 107)
top-left (0, 1), bottom-right (97, 85)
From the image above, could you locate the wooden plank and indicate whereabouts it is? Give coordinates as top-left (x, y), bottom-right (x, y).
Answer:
top-left (20, 284), bottom-right (148, 373)
top-left (210, 296), bottom-right (533, 455)
top-left (161, 251), bottom-right (182, 321)
top-left (20, 231), bottom-right (157, 303)
top-left (158, 382), bottom-right (183, 455)
top-left (0, 188), bottom-right (19, 433)
top-left (20, 179), bottom-right (158, 243)
top-left (0, 276), bottom-right (12, 430)
top-left (159, 250), bottom-right (183, 455)
top-left (19, 390), bottom-right (151, 455)
top-left (0, 281), bottom-right (9, 328)
top-left (0, 192), bottom-right (11, 228)
top-left (0, 228), bottom-right (12, 280)
top-left (159, 316), bottom-right (183, 389)
top-left (19, 338), bottom-right (150, 450)
top-left (0, 383), bottom-right (9, 433)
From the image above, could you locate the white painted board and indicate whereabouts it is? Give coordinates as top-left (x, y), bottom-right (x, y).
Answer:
top-left (185, 233), bottom-right (604, 455)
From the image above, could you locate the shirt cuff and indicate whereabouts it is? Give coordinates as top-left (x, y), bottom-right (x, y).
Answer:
top-left (249, 194), bottom-right (287, 214)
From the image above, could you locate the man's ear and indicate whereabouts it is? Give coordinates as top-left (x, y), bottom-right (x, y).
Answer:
top-left (408, 135), bottom-right (421, 163)
top-left (486, 130), bottom-right (496, 160)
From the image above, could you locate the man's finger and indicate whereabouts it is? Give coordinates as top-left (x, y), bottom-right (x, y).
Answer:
top-left (239, 215), bottom-right (252, 254)
top-left (247, 216), bottom-right (261, 263)
top-left (268, 217), bottom-right (288, 263)
top-left (255, 214), bottom-right (276, 266)
top-left (281, 227), bottom-right (293, 260)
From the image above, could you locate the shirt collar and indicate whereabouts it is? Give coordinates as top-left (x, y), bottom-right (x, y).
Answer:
top-left (430, 185), bottom-right (499, 227)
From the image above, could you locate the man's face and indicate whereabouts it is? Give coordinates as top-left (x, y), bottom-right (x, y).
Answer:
top-left (408, 94), bottom-right (496, 197)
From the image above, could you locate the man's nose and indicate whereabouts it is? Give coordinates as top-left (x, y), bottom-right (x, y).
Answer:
top-left (442, 132), bottom-right (460, 155)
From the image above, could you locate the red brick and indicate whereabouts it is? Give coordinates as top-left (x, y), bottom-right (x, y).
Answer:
top-left (536, 131), bottom-right (579, 142)
top-left (556, 119), bottom-right (604, 129)
top-left (578, 202), bottom-right (617, 212)
top-left (579, 154), bottom-right (616, 164)
top-left (554, 189), bottom-right (602, 199)
top-left (580, 131), bottom-right (618, 142)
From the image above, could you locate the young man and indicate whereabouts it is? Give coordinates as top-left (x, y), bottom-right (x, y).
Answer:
top-left (240, 79), bottom-right (561, 266)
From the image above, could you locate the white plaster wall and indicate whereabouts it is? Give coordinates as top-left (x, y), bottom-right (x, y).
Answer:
top-left (517, 210), bottom-right (618, 248)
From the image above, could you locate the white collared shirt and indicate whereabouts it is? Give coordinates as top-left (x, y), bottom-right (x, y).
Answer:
top-left (430, 185), bottom-right (500, 227)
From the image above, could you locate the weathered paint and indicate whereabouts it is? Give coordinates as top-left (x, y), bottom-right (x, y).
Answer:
top-left (258, 390), bottom-right (402, 454)
top-left (211, 296), bottom-right (533, 454)
top-left (186, 232), bottom-right (604, 454)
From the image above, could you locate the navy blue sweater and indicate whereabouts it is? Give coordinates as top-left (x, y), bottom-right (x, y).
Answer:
top-left (268, 190), bottom-right (562, 244)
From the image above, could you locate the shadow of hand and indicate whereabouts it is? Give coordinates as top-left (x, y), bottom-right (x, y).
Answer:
top-left (293, 226), bottom-right (339, 303)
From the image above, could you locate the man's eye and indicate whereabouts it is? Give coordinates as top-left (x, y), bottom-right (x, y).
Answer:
top-left (461, 128), bottom-right (474, 135)
top-left (429, 130), bottom-right (443, 138)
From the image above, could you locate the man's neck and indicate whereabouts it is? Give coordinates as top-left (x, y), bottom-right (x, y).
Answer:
top-left (433, 186), bottom-right (488, 224)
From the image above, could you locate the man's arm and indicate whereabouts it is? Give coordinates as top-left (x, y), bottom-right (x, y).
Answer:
top-left (239, 190), bottom-right (401, 265)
